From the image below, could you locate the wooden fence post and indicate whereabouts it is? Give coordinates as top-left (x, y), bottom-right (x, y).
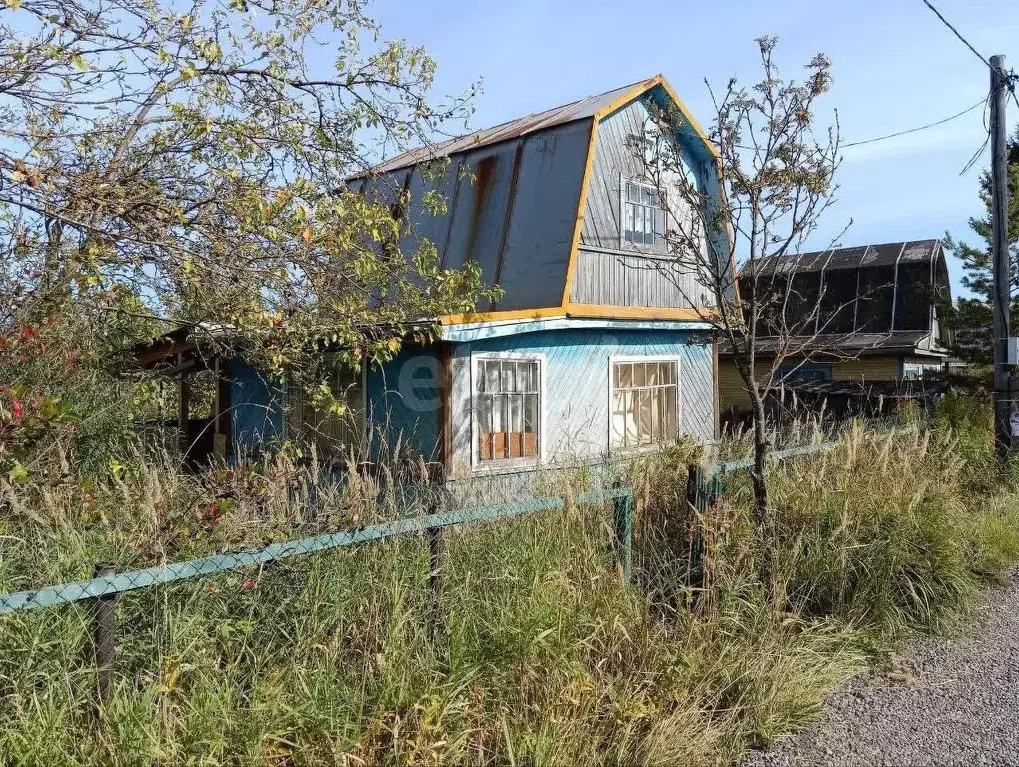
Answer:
top-left (92, 563), bottom-right (116, 706)
top-left (612, 490), bottom-right (633, 584)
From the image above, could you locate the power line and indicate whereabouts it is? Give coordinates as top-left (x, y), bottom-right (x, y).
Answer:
top-left (960, 132), bottom-right (990, 176)
top-left (921, 0), bottom-right (992, 71)
top-left (842, 98), bottom-right (986, 149)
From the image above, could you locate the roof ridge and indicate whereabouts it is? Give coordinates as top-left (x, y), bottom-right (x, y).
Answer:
top-left (357, 75), bottom-right (659, 178)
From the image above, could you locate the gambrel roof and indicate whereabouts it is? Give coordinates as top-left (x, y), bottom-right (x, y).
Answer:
top-left (349, 75), bottom-right (721, 325)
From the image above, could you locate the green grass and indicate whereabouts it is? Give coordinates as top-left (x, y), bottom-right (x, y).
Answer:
top-left (0, 401), bottom-right (1017, 765)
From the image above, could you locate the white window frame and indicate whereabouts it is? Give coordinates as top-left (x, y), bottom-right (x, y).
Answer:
top-left (620, 176), bottom-right (666, 248)
top-left (607, 354), bottom-right (682, 454)
top-left (469, 351), bottom-right (547, 470)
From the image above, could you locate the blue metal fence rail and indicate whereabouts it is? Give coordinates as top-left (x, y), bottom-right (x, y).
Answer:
top-left (0, 441), bottom-right (849, 618)
top-left (0, 488), bottom-right (634, 617)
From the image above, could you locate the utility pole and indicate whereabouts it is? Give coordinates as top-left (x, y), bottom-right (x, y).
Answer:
top-left (989, 54), bottom-right (1013, 458)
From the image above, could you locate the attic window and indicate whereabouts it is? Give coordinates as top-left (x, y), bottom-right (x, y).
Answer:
top-left (623, 181), bottom-right (665, 246)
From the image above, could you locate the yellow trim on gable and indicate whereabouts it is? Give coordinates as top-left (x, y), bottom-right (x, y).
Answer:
top-left (560, 118), bottom-right (600, 307)
top-left (564, 303), bottom-right (711, 321)
top-left (650, 76), bottom-right (720, 162)
top-left (440, 307), bottom-right (565, 326)
top-left (589, 74), bottom-right (720, 161)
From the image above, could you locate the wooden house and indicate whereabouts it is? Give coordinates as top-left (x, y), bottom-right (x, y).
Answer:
top-left (136, 75), bottom-right (729, 476)
top-left (719, 239), bottom-right (953, 420)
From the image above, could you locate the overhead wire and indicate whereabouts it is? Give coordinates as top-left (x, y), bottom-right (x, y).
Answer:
top-left (921, 0), bottom-right (993, 72)
top-left (841, 98), bottom-right (986, 149)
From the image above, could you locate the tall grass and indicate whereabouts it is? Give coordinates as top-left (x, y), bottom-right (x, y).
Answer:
top-left (0, 400), bottom-right (1016, 765)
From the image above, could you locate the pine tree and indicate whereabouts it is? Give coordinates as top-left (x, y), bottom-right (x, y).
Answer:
top-left (944, 128), bottom-right (1019, 363)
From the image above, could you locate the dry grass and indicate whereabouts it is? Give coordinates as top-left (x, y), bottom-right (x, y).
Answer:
top-left (0, 401), bottom-right (1016, 765)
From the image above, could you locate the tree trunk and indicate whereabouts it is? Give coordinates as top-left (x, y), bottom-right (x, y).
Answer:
top-left (748, 382), bottom-right (770, 529)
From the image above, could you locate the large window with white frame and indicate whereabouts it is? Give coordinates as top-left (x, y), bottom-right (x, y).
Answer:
top-left (475, 357), bottom-right (541, 463)
top-left (610, 358), bottom-right (679, 449)
top-left (623, 180), bottom-right (666, 246)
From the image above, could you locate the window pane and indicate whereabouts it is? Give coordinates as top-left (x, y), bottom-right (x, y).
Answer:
top-left (523, 394), bottom-right (538, 434)
top-left (501, 361), bottom-right (516, 393)
top-left (611, 390), bottom-right (626, 447)
top-left (617, 363), bottom-right (632, 388)
top-left (520, 361), bottom-right (538, 392)
top-left (509, 393), bottom-right (522, 435)
top-left (665, 386), bottom-right (677, 439)
top-left (640, 390), bottom-right (653, 444)
top-left (642, 185), bottom-right (652, 205)
top-left (634, 363), bottom-right (646, 387)
top-left (484, 361), bottom-right (500, 393)
top-left (653, 390), bottom-right (665, 442)
top-left (647, 363), bottom-right (659, 386)
top-left (625, 391), bottom-right (639, 446)
top-left (627, 183), bottom-right (640, 203)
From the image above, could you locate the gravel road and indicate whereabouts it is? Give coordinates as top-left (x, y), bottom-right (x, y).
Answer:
top-left (742, 570), bottom-right (1019, 767)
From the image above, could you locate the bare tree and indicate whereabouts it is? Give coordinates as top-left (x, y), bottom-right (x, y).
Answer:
top-left (630, 38), bottom-right (848, 526)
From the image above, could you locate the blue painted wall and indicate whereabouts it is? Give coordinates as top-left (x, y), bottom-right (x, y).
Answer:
top-left (229, 360), bottom-right (284, 458)
top-left (227, 327), bottom-right (716, 476)
top-left (365, 349), bottom-right (443, 462)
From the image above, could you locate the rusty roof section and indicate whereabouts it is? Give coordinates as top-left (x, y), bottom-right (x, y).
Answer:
top-left (358, 78), bottom-right (652, 177)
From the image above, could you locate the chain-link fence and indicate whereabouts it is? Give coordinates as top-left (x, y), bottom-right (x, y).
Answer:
top-left (0, 439), bottom-right (857, 762)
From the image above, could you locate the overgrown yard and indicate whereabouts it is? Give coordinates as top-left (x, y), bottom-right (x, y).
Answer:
top-left (0, 397), bottom-right (1017, 766)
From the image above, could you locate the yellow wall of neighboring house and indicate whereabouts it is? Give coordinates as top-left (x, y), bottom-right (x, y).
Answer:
top-left (719, 353), bottom-right (910, 414)
top-left (832, 356), bottom-right (902, 381)
top-left (718, 360), bottom-right (778, 413)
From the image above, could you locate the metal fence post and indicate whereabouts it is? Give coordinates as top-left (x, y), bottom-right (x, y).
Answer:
top-left (426, 524), bottom-right (446, 646)
top-left (612, 490), bottom-right (633, 584)
top-left (92, 563), bottom-right (116, 705)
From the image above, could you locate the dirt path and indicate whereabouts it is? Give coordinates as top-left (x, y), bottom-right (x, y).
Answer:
top-left (742, 571), bottom-right (1019, 767)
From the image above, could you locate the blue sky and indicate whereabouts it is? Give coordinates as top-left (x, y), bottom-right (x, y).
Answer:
top-left (369, 0), bottom-right (1019, 298)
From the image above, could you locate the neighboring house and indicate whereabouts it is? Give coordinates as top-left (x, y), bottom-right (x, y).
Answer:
top-left (719, 239), bottom-right (953, 420)
top-left (136, 75), bottom-right (729, 477)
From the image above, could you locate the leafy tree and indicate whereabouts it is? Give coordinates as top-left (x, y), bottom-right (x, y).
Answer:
top-left (0, 0), bottom-right (494, 472)
top-left (944, 128), bottom-right (1019, 363)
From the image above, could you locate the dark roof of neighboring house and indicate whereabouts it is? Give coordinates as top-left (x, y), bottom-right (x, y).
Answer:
top-left (740, 330), bottom-right (946, 356)
top-left (356, 79), bottom-right (649, 177)
top-left (749, 239), bottom-right (943, 276)
top-left (723, 238), bottom-right (953, 357)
